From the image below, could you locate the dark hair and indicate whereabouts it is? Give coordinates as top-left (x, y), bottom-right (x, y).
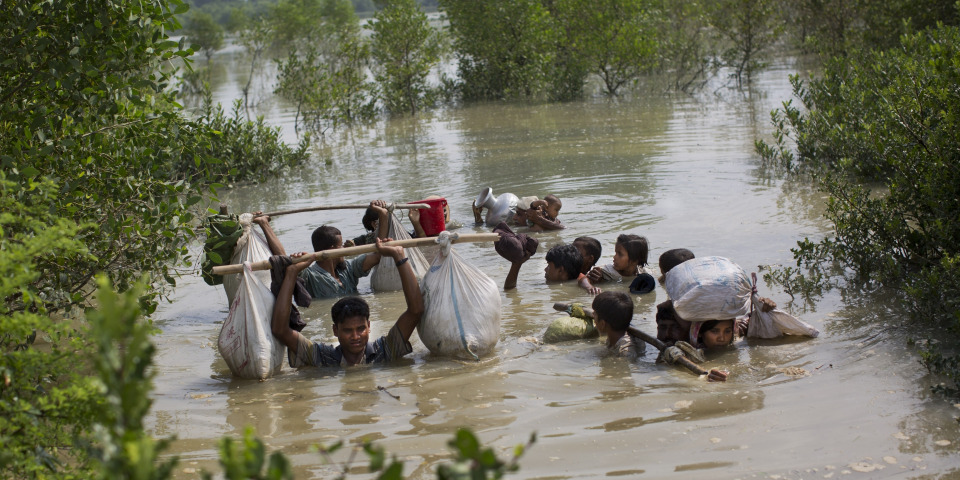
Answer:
top-left (311, 225), bottom-right (342, 252)
top-left (361, 206), bottom-right (378, 231)
top-left (616, 234), bottom-right (648, 267)
top-left (573, 236), bottom-right (602, 270)
top-left (543, 194), bottom-right (562, 208)
top-left (697, 319), bottom-right (734, 346)
top-left (592, 291), bottom-right (634, 332)
top-left (545, 244), bottom-right (582, 280)
top-left (331, 296), bottom-right (370, 325)
top-left (658, 248), bottom-right (695, 276)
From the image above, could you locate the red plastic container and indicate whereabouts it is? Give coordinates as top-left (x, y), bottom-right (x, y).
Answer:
top-left (414, 197), bottom-right (448, 236)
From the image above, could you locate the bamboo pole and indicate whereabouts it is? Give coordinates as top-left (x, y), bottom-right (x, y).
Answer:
top-left (256, 203), bottom-right (429, 218)
top-left (210, 233), bottom-right (500, 275)
top-left (552, 302), bottom-right (709, 377)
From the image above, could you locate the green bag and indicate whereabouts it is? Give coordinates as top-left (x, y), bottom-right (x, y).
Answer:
top-left (201, 214), bottom-right (242, 286)
top-left (543, 314), bottom-right (599, 344)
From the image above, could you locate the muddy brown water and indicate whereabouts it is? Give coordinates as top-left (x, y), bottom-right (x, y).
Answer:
top-left (150, 50), bottom-right (960, 479)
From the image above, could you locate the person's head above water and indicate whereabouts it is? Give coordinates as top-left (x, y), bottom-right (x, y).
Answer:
top-left (658, 248), bottom-right (695, 283)
top-left (697, 319), bottom-right (735, 349)
top-left (592, 291), bottom-right (634, 334)
top-left (612, 234), bottom-right (648, 275)
top-left (573, 236), bottom-right (602, 274)
top-left (544, 244), bottom-right (582, 282)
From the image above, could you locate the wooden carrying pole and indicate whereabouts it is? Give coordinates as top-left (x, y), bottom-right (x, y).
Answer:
top-left (551, 302), bottom-right (709, 377)
top-left (256, 203), bottom-right (429, 218)
top-left (210, 233), bottom-right (500, 276)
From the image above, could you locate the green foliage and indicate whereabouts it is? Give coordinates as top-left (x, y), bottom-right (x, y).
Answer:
top-left (437, 428), bottom-right (536, 480)
top-left (370, 0), bottom-right (444, 114)
top-left (786, 0), bottom-right (960, 58)
top-left (709, 0), bottom-right (784, 86)
top-left (203, 426), bottom-right (293, 480)
top-left (657, 0), bottom-right (714, 92)
top-left (0, 177), bottom-right (100, 479)
top-left (274, 1), bottom-right (376, 132)
top-left (440, 0), bottom-right (560, 100)
top-left (86, 276), bottom-right (177, 480)
top-left (556, 0), bottom-right (661, 96)
top-left (184, 11), bottom-right (225, 62)
top-left (757, 23), bottom-right (960, 395)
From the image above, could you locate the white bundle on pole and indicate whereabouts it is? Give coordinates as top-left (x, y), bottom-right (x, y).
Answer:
top-left (217, 262), bottom-right (285, 379)
top-left (222, 213), bottom-right (273, 306)
top-left (370, 208), bottom-right (430, 292)
top-left (418, 232), bottom-right (501, 359)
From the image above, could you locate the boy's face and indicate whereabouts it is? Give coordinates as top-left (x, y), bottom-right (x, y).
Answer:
top-left (333, 316), bottom-right (371, 357)
top-left (544, 202), bottom-right (561, 219)
top-left (701, 320), bottom-right (735, 348)
top-left (544, 261), bottom-right (567, 283)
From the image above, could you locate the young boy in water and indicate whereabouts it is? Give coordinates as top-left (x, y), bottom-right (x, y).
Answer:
top-left (592, 291), bottom-right (644, 359)
top-left (526, 194), bottom-right (564, 231)
top-left (502, 243), bottom-right (582, 290)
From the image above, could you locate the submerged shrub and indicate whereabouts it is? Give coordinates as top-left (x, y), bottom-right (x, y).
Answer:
top-left (757, 22), bottom-right (960, 396)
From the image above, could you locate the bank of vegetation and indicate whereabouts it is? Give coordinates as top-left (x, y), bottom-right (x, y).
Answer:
top-left (2, 0), bottom-right (959, 477)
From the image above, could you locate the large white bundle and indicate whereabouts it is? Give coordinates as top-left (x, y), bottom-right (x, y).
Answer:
top-left (418, 232), bottom-right (501, 359)
top-left (665, 256), bottom-right (752, 321)
top-left (217, 262), bottom-right (285, 379)
top-left (222, 213), bottom-right (272, 306)
top-left (370, 211), bottom-right (430, 291)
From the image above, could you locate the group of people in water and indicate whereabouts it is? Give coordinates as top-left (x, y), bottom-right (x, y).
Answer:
top-left (253, 193), bottom-right (770, 380)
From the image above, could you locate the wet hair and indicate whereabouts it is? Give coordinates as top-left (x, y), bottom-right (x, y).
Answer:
top-left (361, 206), bottom-right (378, 231)
top-left (658, 248), bottom-right (695, 276)
top-left (616, 234), bottom-right (649, 267)
top-left (573, 236), bottom-right (602, 270)
top-left (331, 296), bottom-right (370, 325)
top-left (543, 194), bottom-right (562, 209)
top-left (311, 225), bottom-right (342, 252)
top-left (592, 291), bottom-right (634, 332)
top-left (545, 244), bottom-right (582, 280)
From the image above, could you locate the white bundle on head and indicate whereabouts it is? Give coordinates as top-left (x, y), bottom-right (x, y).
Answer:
top-left (665, 256), bottom-right (752, 321)
top-left (417, 232), bottom-right (502, 359)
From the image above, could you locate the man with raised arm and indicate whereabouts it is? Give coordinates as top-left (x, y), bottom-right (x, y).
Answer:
top-left (271, 238), bottom-right (425, 367)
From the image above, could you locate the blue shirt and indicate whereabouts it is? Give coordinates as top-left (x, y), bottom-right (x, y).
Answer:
top-left (298, 254), bottom-right (370, 298)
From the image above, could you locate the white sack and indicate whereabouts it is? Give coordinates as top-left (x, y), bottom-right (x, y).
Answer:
top-left (418, 232), bottom-right (501, 359)
top-left (218, 262), bottom-right (285, 379)
top-left (747, 284), bottom-right (820, 338)
top-left (665, 256), bottom-right (752, 322)
top-left (222, 213), bottom-right (273, 306)
top-left (370, 211), bottom-right (430, 292)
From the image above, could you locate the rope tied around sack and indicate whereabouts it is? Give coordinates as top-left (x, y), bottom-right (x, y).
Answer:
top-left (436, 230), bottom-right (458, 257)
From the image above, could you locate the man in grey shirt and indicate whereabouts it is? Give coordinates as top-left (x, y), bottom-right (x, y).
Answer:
top-left (254, 200), bottom-right (390, 298)
top-left (271, 238), bottom-right (424, 367)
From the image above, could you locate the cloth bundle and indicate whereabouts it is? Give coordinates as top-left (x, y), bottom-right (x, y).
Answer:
top-left (217, 261), bottom-right (286, 379)
top-left (665, 256), bottom-right (819, 339)
top-left (370, 209), bottom-right (430, 292)
top-left (222, 213), bottom-right (273, 307)
top-left (418, 232), bottom-right (501, 359)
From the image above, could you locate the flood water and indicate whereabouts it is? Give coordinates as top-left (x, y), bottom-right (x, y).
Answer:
top-left (149, 46), bottom-right (960, 479)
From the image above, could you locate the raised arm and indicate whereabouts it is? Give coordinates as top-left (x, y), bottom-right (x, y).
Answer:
top-left (503, 252), bottom-right (532, 290)
top-left (371, 200), bottom-right (391, 239)
top-left (375, 238), bottom-right (424, 341)
top-left (408, 208), bottom-right (427, 238)
top-left (270, 253), bottom-right (313, 351)
top-left (252, 212), bottom-right (286, 256)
